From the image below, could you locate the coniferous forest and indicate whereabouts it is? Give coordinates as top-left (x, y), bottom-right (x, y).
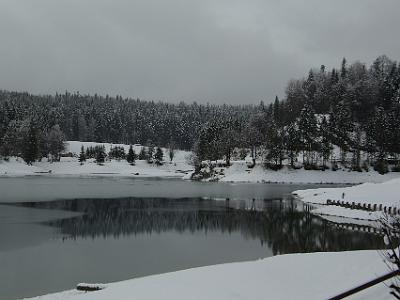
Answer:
top-left (1, 55), bottom-right (400, 173)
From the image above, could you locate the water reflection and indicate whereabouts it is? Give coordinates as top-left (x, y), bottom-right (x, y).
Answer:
top-left (15, 197), bottom-right (384, 255)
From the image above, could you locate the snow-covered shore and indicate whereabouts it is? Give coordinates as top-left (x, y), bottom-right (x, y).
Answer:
top-left (0, 157), bottom-right (191, 178)
top-left (293, 178), bottom-right (400, 221)
top-left (0, 141), bottom-right (193, 179)
top-left (219, 161), bottom-right (398, 184)
top-left (23, 250), bottom-right (392, 300)
top-left (1, 141), bottom-right (399, 184)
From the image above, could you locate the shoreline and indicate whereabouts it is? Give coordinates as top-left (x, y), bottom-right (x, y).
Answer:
top-left (1, 159), bottom-right (398, 185)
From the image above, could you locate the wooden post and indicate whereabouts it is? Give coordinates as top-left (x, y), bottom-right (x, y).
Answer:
top-left (76, 283), bottom-right (105, 292)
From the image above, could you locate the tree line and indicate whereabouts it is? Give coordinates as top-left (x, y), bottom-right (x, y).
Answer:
top-left (194, 55), bottom-right (400, 174)
top-left (0, 55), bottom-right (399, 173)
top-left (78, 144), bottom-right (166, 165)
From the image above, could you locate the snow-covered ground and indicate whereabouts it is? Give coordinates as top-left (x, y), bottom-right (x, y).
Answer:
top-left (1, 141), bottom-right (399, 184)
top-left (0, 141), bottom-right (193, 178)
top-left (218, 161), bottom-right (398, 184)
top-left (293, 178), bottom-right (400, 221)
top-left (23, 250), bottom-right (393, 300)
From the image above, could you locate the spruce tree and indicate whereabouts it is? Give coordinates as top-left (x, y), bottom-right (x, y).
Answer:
top-left (127, 145), bottom-right (136, 165)
top-left (22, 123), bottom-right (38, 165)
top-left (320, 116), bottom-right (332, 169)
top-left (285, 123), bottom-right (301, 168)
top-left (154, 147), bottom-right (164, 165)
top-left (168, 142), bottom-right (175, 162)
top-left (147, 145), bottom-right (154, 163)
top-left (96, 147), bottom-right (106, 165)
top-left (79, 145), bottom-right (86, 165)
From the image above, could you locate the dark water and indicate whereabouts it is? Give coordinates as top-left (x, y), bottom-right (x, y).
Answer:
top-left (0, 178), bottom-right (383, 300)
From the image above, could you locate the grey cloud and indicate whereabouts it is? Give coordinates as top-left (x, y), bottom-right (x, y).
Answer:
top-left (0, 0), bottom-right (399, 104)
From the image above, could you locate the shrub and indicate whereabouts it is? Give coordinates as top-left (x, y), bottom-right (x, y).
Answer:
top-left (374, 160), bottom-right (389, 174)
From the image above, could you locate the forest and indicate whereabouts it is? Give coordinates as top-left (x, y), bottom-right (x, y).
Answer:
top-left (0, 55), bottom-right (399, 173)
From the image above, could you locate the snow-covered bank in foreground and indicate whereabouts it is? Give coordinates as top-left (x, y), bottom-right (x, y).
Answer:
top-left (293, 178), bottom-right (400, 221)
top-left (24, 250), bottom-right (391, 300)
top-left (219, 161), bottom-right (398, 184)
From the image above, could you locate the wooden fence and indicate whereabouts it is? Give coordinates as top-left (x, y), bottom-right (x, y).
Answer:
top-left (326, 199), bottom-right (398, 215)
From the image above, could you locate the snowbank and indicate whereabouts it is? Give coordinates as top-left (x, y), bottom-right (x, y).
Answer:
top-left (23, 250), bottom-right (392, 300)
top-left (293, 178), bottom-right (400, 220)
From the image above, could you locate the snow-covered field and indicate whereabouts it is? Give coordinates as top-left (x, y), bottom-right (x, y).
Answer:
top-left (293, 178), bottom-right (400, 221)
top-left (23, 250), bottom-right (392, 300)
top-left (0, 141), bottom-right (193, 178)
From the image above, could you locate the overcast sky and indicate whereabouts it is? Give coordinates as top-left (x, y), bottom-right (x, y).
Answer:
top-left (0, 0), bottom-right (399, 104)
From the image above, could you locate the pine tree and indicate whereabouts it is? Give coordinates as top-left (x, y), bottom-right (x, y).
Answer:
top-left (96, 147), bottom-right (106, 165)
top-left (168, 142), bottom-right (175, 162)
top-left (126, 145), bottom-right (136, 165)
top-left (147, 145), bottom-right (154, 163)
top-left (22, 123), bottom-right (39, 165)
top-left (46, 124), bottom-right (65, 162)
top-left (341, 57), bottom-right (347, 79)
top-left (264, 121), bottom-right (285, 170)
top-left (285, 123), bottom-right (301, 168)
top-left (298, 103), bottom-right (317, 166)
top-left (79, 145), bottom-right (86, 165)
top-left (154, 147), bottom-right (164, 165)
top-left (320, 116), bottom-right (332, 169)
top-left (367, 107), bottom-right (390, 174)
top-left (108, 146), bottom-right (125, 161)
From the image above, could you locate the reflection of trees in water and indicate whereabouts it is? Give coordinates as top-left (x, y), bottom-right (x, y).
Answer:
top-left (21, 198), bottom-right (384, 255)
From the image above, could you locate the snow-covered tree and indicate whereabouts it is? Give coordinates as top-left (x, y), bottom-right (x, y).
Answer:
top-left (154, 147), bottom-right (164, 165)
top-left (79, 146), bottom-right (86, 165)
top-left (126, 145), bottom-right (136, 165)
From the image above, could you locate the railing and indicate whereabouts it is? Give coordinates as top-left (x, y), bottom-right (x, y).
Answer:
top-left (328, 269), bottom-right (400, 299)
top-left (326, 199), bottom-right (398, 215)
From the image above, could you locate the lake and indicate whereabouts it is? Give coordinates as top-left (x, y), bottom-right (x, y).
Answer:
top-left (0, 177), bottom-right (384, 300)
